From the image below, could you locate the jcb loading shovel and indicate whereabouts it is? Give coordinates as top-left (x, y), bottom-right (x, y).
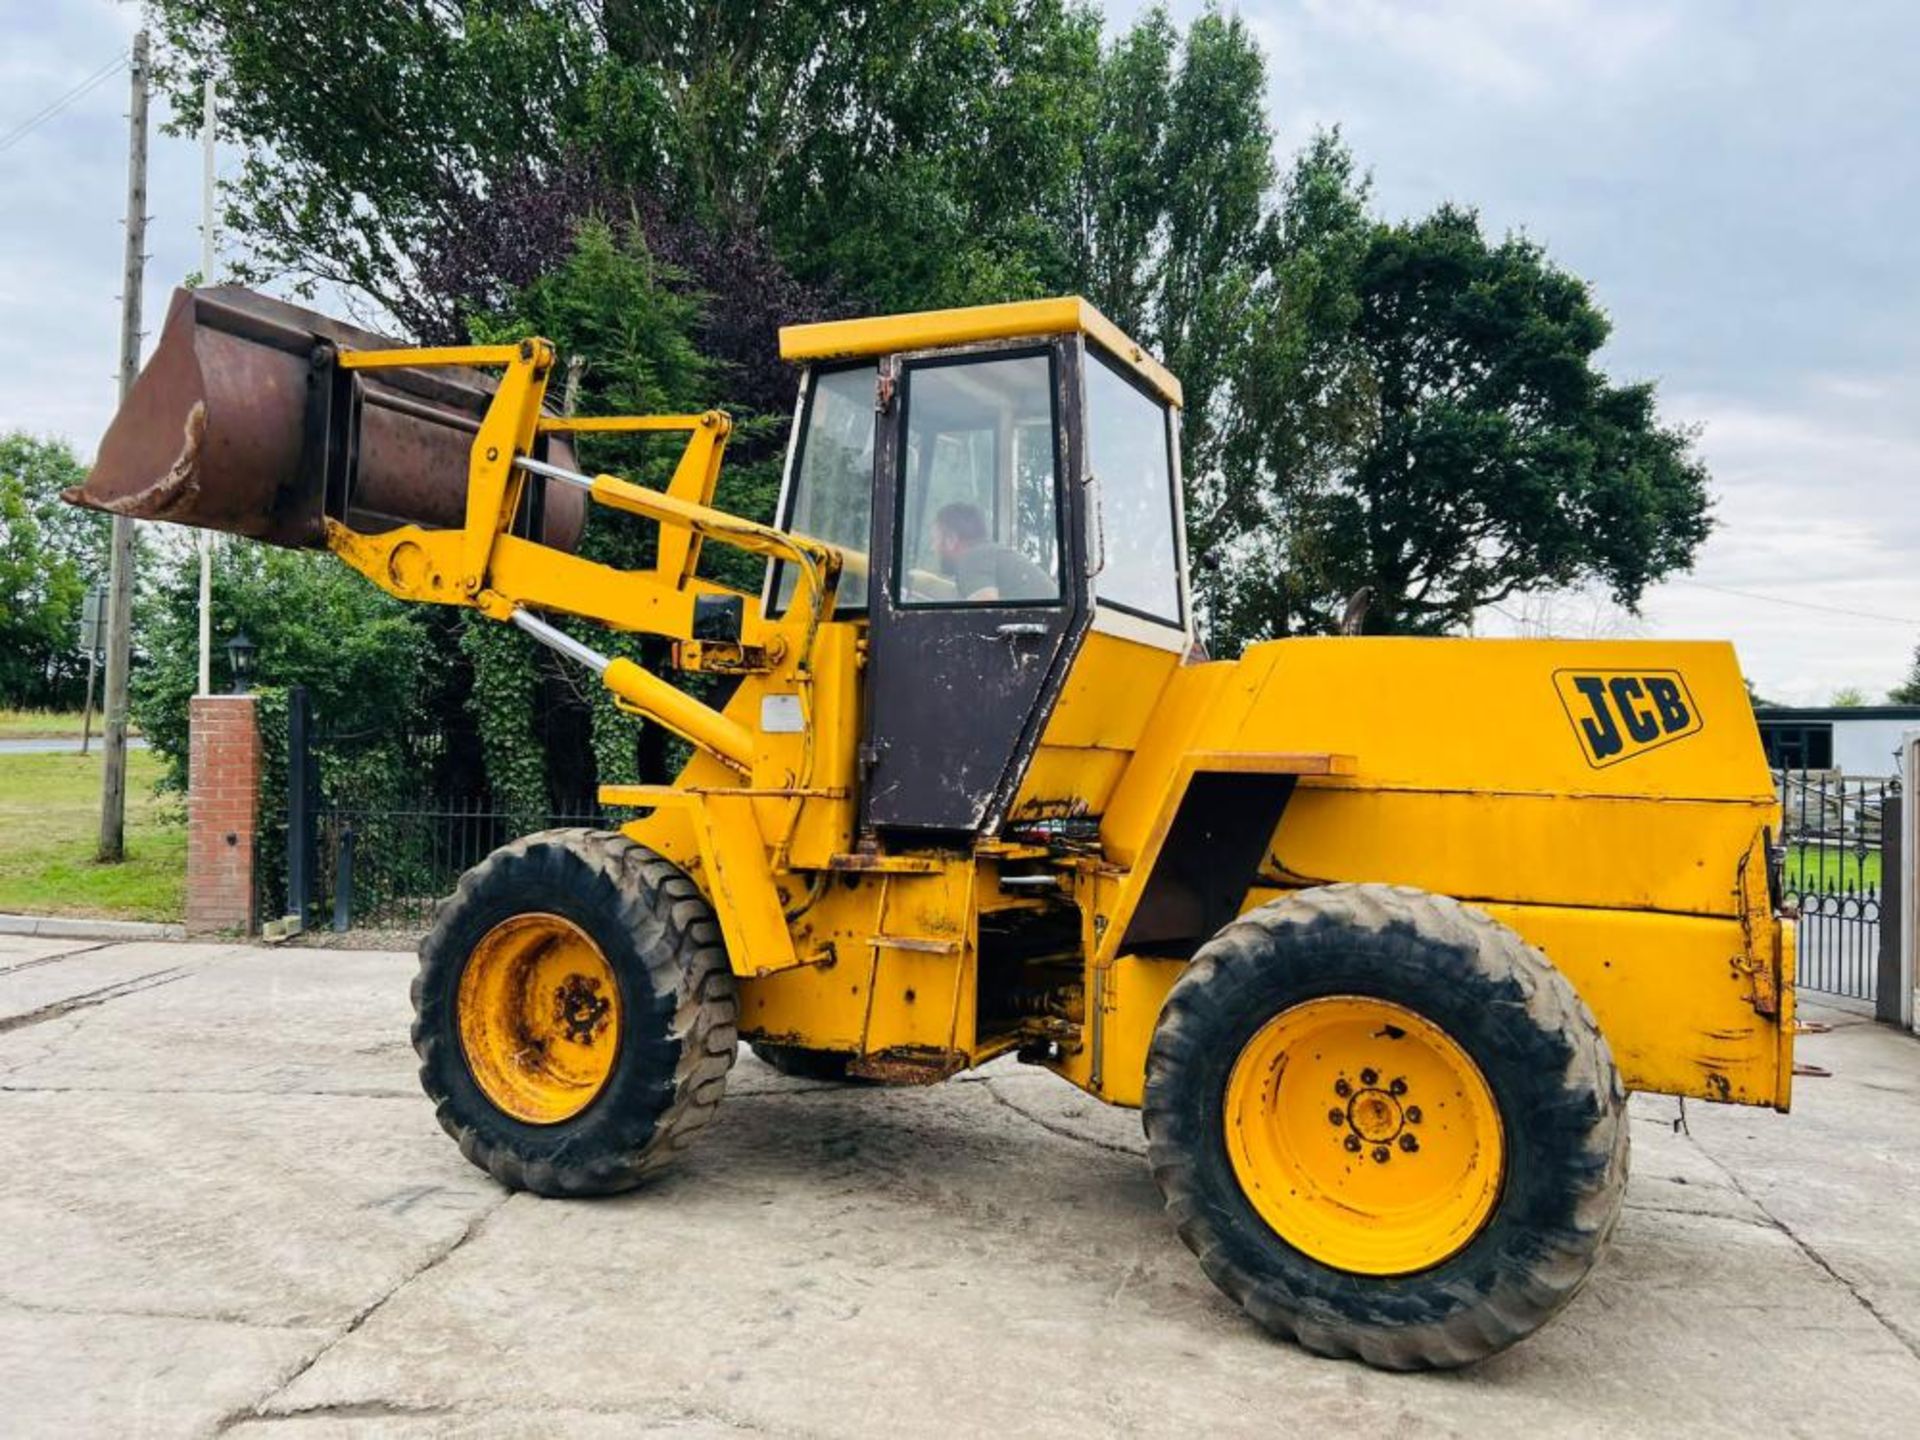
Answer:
top-left (68, 284), bottom-right (1795, 1373)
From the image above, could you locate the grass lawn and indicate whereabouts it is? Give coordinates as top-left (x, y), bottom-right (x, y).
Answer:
top-left (0, 708), bottom-right (90, 739)
top-left (1784, 843), bottom-right (1883, 893)
top-left (0, 750), bottom-right (185, 922)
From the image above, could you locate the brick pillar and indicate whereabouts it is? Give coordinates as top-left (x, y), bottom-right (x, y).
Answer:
top-left (187, 695), bottom-right (262, 935)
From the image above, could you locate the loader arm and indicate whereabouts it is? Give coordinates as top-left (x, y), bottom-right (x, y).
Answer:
top-left (322, 340), bottom-right (845, 778)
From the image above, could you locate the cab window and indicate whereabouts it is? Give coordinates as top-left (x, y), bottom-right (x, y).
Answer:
top-left (896, 351), bottom-right (1061, 607)
top-left (772, 363), bottom-right (876, 612)
top-left (1085, 348), bottom-right (1181, 625)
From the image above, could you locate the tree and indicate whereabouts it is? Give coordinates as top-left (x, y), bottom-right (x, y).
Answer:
top-left (148, 1), bottom-right (1102, 326)
top-left (1890, 646), bottom-right (1920, 704)
top-left (1830, 686), bottom-right (1868, 708)
top-left (151, 0), bottom-right (1714, 676)
top-left (1067, 7), bottom-right (1275, 477)
top-left (463, 218), bottom-right (729, 806)
top-left (130, 541), bottom-right (448, 798)
top-left (768, 1), bottom-right (1102, 313)
top-left (1205, 137), bottom-right (1711, 645)
top-left (1150, 8), bottom-right (1274, 472)
top-left (415, 160), bottom-right (844, 434)
top-left (1064, 9), bottom-right (1177, 338)
top-left (1203, 131), bottom-right (1373, 645)
top-left (0, 433), bottom-right (103, 709)
top-left (148, 1), bottom-right (593, 319)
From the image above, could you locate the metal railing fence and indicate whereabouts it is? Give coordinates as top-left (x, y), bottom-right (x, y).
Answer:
top-left (1776, 770), bottom-right (1895, 1002)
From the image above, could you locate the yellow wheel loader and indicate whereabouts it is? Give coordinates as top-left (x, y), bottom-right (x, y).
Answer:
top-left (72, 286), bottom-right (1795, 1370)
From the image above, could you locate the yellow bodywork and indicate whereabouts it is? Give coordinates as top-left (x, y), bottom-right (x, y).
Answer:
top-left (781, 295), bottom-right (1184, 405)
top-left (315, 300), bottom-right (1794, 1121)
top-left (1041, 633), bottom-right (1791, 1111)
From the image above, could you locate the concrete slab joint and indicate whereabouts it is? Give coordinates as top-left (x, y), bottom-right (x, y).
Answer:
top-left (186, 695), bottom-right (262, 937)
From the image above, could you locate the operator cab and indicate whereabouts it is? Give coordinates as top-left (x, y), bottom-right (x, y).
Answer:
top-left (769, 300), bottom-right (1192, 836)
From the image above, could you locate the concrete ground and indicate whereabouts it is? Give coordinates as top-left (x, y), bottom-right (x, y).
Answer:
top-left (3, 937), bottom-right (1918, 1439)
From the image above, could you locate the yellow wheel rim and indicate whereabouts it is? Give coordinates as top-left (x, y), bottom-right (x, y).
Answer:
top-left (1224, 996), bottom-right (1504, 1276)
top-left (456, 913), bottom-right (622, 1125)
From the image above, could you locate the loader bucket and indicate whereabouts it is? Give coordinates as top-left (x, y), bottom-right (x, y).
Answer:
top-left (64, 285), bottom-right (584, 551)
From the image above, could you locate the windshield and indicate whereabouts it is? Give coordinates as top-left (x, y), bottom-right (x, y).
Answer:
top-left (896, 352), bottom-right (1060, 607)
top-left (772, 364), bottom-right (877, 612)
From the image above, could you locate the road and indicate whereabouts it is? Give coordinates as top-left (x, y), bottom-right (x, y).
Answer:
top-left (0, 735), bottom-right (149, 755)
top-left (2, 935), bottom-right (1918, 1438)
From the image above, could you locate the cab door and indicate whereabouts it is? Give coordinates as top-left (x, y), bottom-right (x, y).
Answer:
top-left (861, 342), bottom-right (1087, 835)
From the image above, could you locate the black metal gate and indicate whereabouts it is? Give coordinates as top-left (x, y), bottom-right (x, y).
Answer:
top-left (266, 684), bottom-right (615, 935)
top-left (1777, 770), bottom-right (1895, 1002)
top-left (316, 793), bottom-right (609, 931)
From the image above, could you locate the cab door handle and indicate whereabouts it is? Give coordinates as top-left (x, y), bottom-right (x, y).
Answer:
top-left (996, 622), bottom-right (1050, 640)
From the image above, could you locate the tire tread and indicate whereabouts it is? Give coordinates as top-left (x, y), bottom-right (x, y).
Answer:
top-left (1143, 882), bottom-right (1628, 1370)
top-left (413, 828), bottom-right (737, 1198)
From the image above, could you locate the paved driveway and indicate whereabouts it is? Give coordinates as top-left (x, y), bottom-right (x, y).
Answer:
top-left (3, 935), bottom-right (1918, 1438)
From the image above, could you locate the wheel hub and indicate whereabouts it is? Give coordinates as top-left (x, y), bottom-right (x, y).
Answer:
top-left (1346, 1086), bottom-right (1403, 1144)
top-left (1224, 995), bottom-right (1505, 1276)
top-left (555, 973), bottom-right (613, 1046)
top-left (456, 912), bottom-right (623, 1125)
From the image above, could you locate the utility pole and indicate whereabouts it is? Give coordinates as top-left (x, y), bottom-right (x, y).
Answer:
top-left (80, 645), bottom-right (99, 756)
top-left (97, 29), bottom-right (149, 863)
top-left (80, 585), bottom-right (105, 757)
top-left (197, 73), bottom-right (216, 698)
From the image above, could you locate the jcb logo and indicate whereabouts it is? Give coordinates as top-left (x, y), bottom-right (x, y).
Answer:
top-left (1553, 669), bottom-right (1702, 767)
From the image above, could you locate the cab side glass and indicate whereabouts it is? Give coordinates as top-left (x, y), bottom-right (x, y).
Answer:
top-left (1086, 349), bottom-right (1181, 625)
top-left (896, 352), bottom-right (1061, 607)
top-left (773, 364), bottom-right (877, 612)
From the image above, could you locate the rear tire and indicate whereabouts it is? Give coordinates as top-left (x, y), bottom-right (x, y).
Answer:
top-left (413, 828), bottom-right (737, 1197)
top-left (1144, 883), bottom-right (1627, 1370)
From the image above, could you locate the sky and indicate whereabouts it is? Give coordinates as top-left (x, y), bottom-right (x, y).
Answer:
top-left (3, 0), bottom-right (1918, 705)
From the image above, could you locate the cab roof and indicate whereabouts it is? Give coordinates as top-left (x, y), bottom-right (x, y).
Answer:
top-left (778, 296), bottom-right (1183, 409)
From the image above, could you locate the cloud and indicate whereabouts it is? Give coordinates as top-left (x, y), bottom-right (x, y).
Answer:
top-left (1278, 0), bottom-right (1676, 104)
top-left (1640, 383), bottom-right (1920, 703)
top-left (1124, 0), bottom-right (1920, 702)
top-left (1679, 379), bottom-right (1920, 555)
top-left (1483, 379), bottom-right (1920, 703)
top-left (0, 1), bottom-right (207, 449)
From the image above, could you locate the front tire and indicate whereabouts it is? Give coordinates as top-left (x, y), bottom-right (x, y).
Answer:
top-left (413, 828), bottom-right (737, 1197)
top-left (1144, 883), bottom-right (1627, 1370)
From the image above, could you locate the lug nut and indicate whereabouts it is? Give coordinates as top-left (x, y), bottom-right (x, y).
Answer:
top-left (1400, 1133), bottom-right (1419, 1153)
top-left (1405, 1106), bottom-right (1423, 1124)
top-left (1327, 1108), bottom-right (1345, 1126)
top-left (1360, 1068), bottom-right (1379, 1086)
top-left (1389, 1077), bottom-right (1407, 1096)
top-left (1372, 1146), bottom-right (1391, 1164)
top-left (1334, 1078), bottom-right (1351, 1097)
top-left (1343, 1134), bottom-right (1362, 1153)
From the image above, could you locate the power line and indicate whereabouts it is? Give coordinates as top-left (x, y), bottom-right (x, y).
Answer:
top-left (0, 50), bottom-right (131, 156)
top-left (1667, 577), bottom-right (1920, 627)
